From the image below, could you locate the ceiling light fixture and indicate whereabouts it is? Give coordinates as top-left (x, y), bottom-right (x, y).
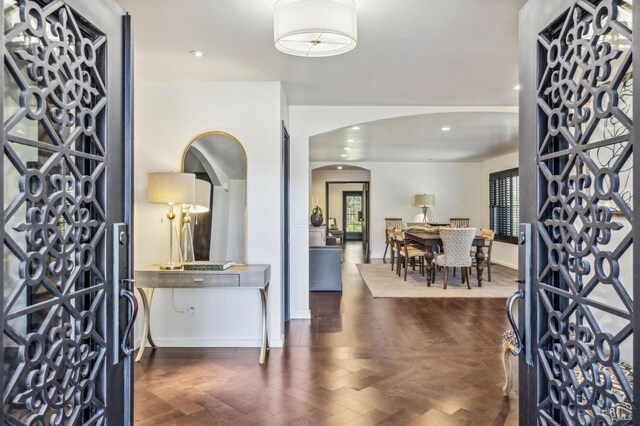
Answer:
top-left (344, 147), bottom-right (351, 151)
top-left (274, 0), bottom-right (357, 57)
top-left (347, 139), bottom-right (355, 142)
top-left (341, 154), bottom-right (347, 158)
top-left (514, 84), bottom-right (521, 90)
top-left (337, 166), bottom-right (343, 170)
top-left (441, 127), bottom-right (451, 132)
top-left (352, 126), bottom-right (360, 130)
top-left (190, 50), bottom-right (206, 58)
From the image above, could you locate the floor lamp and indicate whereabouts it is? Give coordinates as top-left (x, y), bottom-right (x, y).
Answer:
top-left (147, 172), bottom-right (195, 270)
top-left (414, 194), bottom-right (435, 224)
top-left (182, 179), bottom-right (212, 263)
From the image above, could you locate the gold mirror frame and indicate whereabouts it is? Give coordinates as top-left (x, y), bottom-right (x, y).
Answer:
top-left (180, 130), bottom-right (248, 265)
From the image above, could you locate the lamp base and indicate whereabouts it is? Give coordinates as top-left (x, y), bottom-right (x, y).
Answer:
top-left (422, 206), bottom-right (430, 225)
top-left (160, 263), bottom-right (183, 271)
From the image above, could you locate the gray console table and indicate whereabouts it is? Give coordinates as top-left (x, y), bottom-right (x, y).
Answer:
top-left (134, 264), bottom-right (271, 364)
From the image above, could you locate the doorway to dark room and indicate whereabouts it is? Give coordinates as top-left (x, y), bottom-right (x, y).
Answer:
top-left (325, 181), bottom-right (371, 260)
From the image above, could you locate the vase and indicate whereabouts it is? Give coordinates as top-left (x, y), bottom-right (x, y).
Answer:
top-left (310, 213), bottom-right (323, 227)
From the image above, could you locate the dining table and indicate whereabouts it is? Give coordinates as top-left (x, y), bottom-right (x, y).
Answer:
top-left (404, 230), bottom-right (490, 287)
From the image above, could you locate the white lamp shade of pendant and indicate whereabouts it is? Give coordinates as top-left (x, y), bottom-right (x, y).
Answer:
top-left (414, 194), bottom-right (435, 207)
top-left (274, 0), bottom-right (357, 57)
top-left (147, 172), bottom-right (195, 205)
top-left (190, 179), bottom-right (212, 214)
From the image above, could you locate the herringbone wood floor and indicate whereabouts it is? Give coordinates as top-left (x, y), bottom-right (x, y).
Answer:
top-left (134, 243), bottom-right (519, 425)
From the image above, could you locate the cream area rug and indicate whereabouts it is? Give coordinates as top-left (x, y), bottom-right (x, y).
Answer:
top-left (357, 263), bottom-right (517, 298)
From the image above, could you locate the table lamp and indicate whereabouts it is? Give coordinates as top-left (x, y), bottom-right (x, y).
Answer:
top-left (182, 179), bottom-right (212, 263)
top-left (147, 172), bottom-right (195, 269)
top-left (414, 194), bottom-right (435, 224)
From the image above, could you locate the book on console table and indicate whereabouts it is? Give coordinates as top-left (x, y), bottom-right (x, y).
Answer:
top-left (183, 261), bottom-right (234, 271)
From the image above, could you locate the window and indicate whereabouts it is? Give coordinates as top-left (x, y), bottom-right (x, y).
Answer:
top-left (490, 168), bottom-right (519, 244)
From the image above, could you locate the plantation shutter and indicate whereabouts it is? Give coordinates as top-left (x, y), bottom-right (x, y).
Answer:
top-left (489, 168), bottom-right (519, 243)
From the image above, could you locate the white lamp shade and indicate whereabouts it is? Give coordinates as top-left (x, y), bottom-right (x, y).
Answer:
top-left (414, 194), bottom-right (435, 207)
top-left (274, 0), bottom-right (357, 57)
top-left (147, 172), bottom-right (195, 205)
top-left (190, 179), bottom-right (212, 214)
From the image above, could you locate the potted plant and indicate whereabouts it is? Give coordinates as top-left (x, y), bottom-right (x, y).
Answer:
top-left (310, 205), bottom-right (323, 227)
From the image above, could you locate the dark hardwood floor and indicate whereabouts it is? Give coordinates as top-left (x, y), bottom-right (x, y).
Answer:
top-left (134, 242), bottom-right (518, 425)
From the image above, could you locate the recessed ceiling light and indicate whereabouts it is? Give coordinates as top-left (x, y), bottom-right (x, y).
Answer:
top-left (344, 147), bottom-right (351, 151)
top-left (352, 126), bottom-right (360, 130)
top-left (514, 84), bottom-right (521, 90)
top-left (341, 154), bottom-right (347, 158)
top-left (190, 50), bottom-right (206, 58)
top-left (441, 127), bottom-right (451, 132)
top-left (337, 166), bottom-right (343, 170)
top-left (347, 139), bottom-right (355, 143)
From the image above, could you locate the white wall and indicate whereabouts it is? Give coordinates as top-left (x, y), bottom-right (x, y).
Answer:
top-left (289, 105), bottom-right (519, 319)
top-left (134, 81), bottom-right (284, 347)
top-left (479, 151), bottom-right (519, 269)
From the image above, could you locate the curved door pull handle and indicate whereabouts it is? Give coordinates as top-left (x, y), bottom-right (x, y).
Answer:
top-left (506, 289), bottom-right (525, 356)
top-left (120, 288), bottom-right (138, 357)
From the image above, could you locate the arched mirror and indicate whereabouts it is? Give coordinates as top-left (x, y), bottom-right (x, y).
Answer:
top-left (181, 132), bottom-right (247, 264)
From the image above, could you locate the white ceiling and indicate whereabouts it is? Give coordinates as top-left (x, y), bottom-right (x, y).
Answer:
top-left (119, 0), bottom-right (525, 106)
top-left (310, 112), bottom-right (519, 162)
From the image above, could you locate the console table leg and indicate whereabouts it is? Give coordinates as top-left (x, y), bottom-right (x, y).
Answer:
top-left (259, 285), bottom-right (270, 364)
top-left (136, 287), bottom-right (157, 362)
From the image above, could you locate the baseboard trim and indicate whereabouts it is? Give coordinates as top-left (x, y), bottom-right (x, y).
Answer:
top-left (137, 337), bottom-right (284, 348)
top-left (290, 310), bottom-right (311, 319)
top-left (491, 259), bottom-right (518, 271)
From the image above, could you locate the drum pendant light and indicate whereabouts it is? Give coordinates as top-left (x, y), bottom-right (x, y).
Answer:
top-left (274, 0), bottom-right (358, 57)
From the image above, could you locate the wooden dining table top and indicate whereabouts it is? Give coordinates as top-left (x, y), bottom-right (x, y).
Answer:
top-left (405, 230), bottom-right (490, 246)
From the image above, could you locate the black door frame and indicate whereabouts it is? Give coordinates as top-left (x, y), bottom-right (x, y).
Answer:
top-left (281, 122), bottom-right (291, 324)
top-left (519, 0), bottom-right (639, 423)
top-left (325, 181), bottom-right (370, 247)
top-left (342, 190), bottom-right (364, 241)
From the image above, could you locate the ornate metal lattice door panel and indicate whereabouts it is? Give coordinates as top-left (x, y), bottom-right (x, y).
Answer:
top-left (520, 0), bottom-right (638, 424)
top-left (1, 1), bottom-right (133, 425)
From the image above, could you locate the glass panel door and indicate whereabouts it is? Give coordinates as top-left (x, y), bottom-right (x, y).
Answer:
top-left (343, 191), bottom-right (363, 241)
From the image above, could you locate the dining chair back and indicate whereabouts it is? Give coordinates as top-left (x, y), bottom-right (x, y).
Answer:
top-left (388, 227), bottom-right (400, 270)
top-left (393, 228), bottom-right (426, 281)
top-left (432, 228), bottom-right (476, 289)
top-left (450, 218), bottom-right (470, 228)
top-left (383, 218), bottom-right (404, 263)
top-left (440, 228), bottom-right (476, 266)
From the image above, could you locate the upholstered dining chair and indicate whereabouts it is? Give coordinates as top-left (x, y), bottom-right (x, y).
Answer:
top-left (471, 228), bottom-right (495, 281)
top-left (394, 229), bottom-right (426, 281)
top-left (383, 218), bottom-right (404, 263)
top-left (431, 228), bottom-right (476, 289)
top-left (449, 218), bottom-right (470, 228)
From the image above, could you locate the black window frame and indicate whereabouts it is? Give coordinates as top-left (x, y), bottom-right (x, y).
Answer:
top-left (489, 167), bottom-right (519, 244)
